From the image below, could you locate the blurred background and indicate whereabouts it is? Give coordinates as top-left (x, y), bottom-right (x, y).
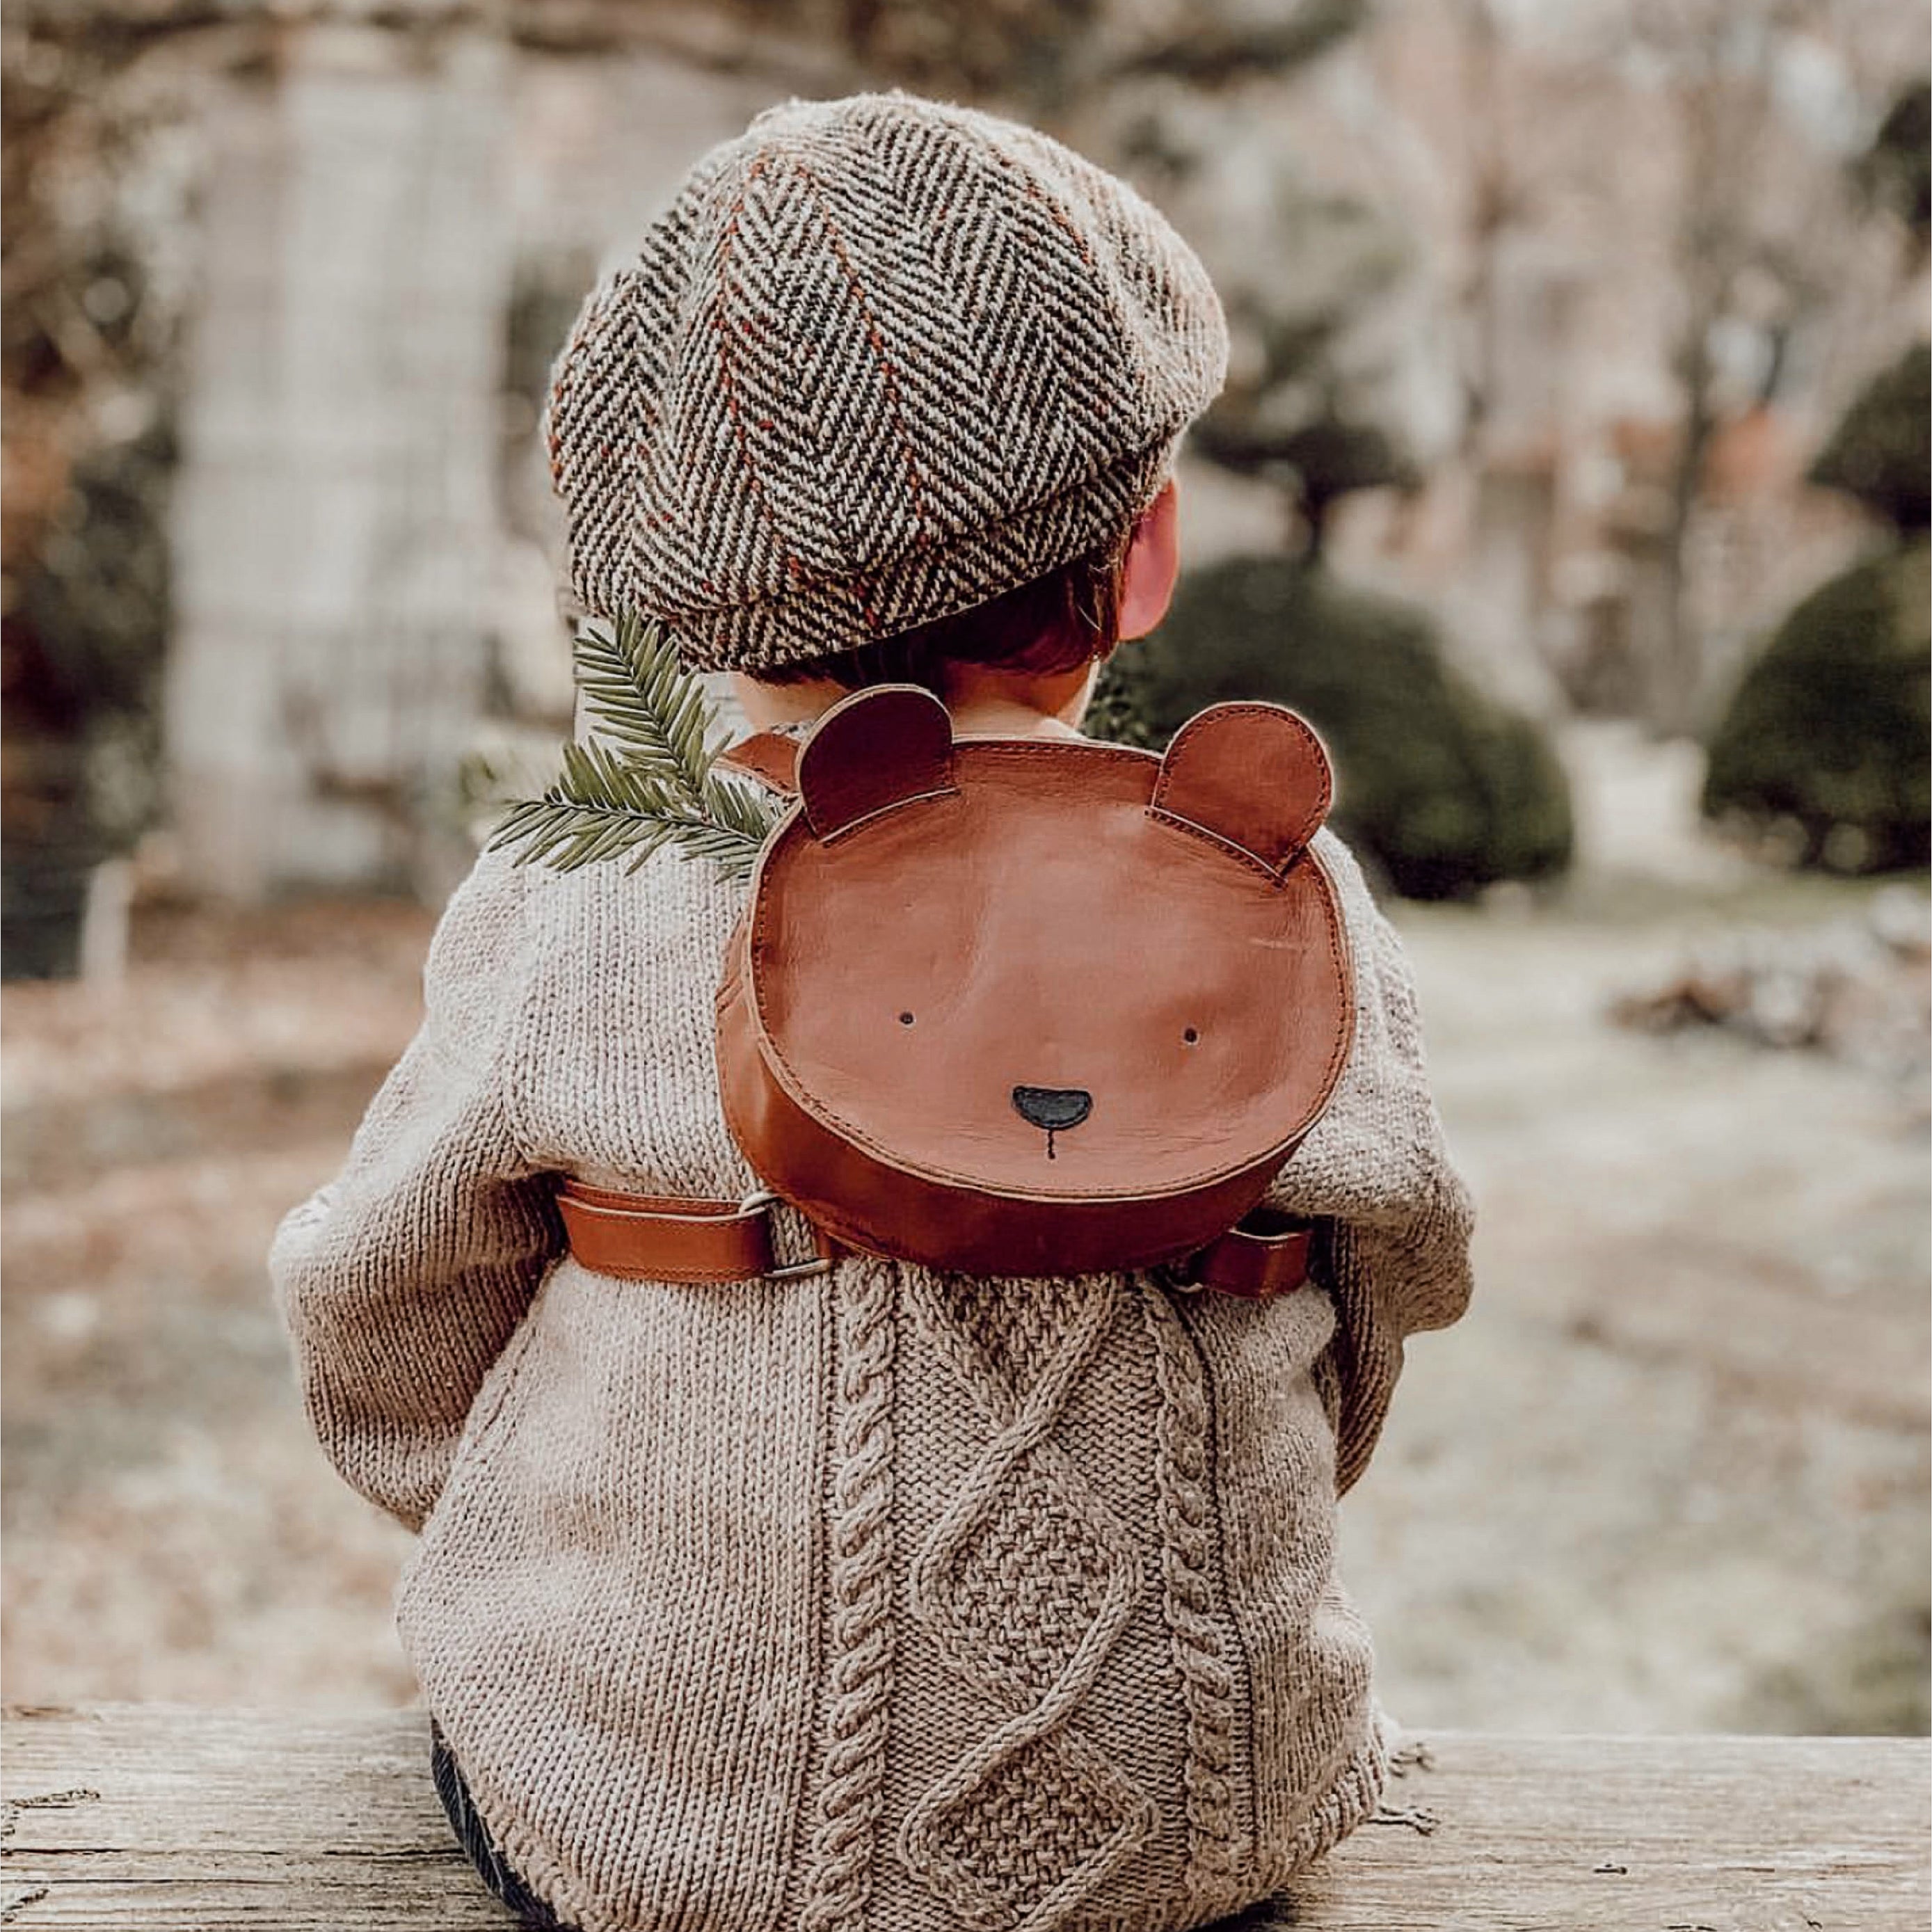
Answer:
top-left (2, 0), bottom-right (1926, 1736)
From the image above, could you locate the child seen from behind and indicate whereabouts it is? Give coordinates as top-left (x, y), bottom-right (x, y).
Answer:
top-left (273, 90), bottom-right (1474, 1932)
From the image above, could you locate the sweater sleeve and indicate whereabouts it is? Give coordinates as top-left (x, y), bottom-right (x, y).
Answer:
top-left (270, 852), bottom-right (564, 1531)
top-left (1263, 832), bottom-right (1475, 1494)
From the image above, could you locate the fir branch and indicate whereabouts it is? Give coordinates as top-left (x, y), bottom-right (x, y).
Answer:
top-left (488, 615), bottom-right (781, 880)
top-left (703, 771), bottom-right (785, 841)
top-left (574, 612), bottom-right (720, 797)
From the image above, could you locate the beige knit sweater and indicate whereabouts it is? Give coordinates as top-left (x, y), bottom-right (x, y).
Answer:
top-left (271, 814), bottom-right (1472, 1932)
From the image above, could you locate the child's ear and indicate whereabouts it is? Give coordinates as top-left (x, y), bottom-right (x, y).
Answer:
top-left (797, 685), bottom-right (957, 840)
top-left (1117, 480), bottom-right (1181, 642)
top-left (1149, 703), bottom-right (1332, 876)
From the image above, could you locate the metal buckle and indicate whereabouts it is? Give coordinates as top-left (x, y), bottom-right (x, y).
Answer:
top-left (738, 1189), bottom-right (836, 1282)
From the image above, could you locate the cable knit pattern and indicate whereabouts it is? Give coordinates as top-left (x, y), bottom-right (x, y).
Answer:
top-left (271, 814), bottom-right (1472, 1932)
top-left (800, 1256), bottom-right (899, 1932)
top-left (901, 1272), bottom-right (1153, 1930)
top-left (1137, 1284), bottom-right (1241, 1913)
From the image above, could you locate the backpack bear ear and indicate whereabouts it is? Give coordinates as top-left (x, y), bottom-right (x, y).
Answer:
top-left (1150, 703), bottom-right (1334, 877)
top-left (797, 684), bottom-right (957, 841)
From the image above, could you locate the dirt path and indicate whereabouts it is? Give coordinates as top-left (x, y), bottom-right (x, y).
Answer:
top-left (3, 860), bottom-right (1926, 1730)
top-left (1352, 897), bottom-right (1928, 1735)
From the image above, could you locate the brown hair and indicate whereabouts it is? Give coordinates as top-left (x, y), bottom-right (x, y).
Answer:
top-left (756, 525), bottom-right (1134, 694)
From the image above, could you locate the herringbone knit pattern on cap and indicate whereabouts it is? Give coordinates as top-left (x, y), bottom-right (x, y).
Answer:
top-left (271, 827), bottom-right (1471, 1932)
top-left (544, 93), bottom-right (1228, 671)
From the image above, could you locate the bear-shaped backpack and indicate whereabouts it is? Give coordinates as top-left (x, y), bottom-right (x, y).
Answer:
top-left (713, 683), bottom-right (1355, 1279)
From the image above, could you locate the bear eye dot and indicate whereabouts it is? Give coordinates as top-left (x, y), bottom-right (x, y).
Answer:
top-left (899, 1012), bottom-right (916, 1027)
top-left (1183, 1028), bottom-right (1199, 1045)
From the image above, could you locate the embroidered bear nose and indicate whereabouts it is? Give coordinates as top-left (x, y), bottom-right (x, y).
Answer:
top-left (1012, 1086), bottom-right (1092, 1134)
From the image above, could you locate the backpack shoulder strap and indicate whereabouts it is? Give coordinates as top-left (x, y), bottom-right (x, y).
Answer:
top-left (717, 731), bottom-right (801, 797)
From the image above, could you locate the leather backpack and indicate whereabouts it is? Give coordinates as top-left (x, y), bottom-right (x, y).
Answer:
top-left (710, 684), bottom-right (1355, 1279)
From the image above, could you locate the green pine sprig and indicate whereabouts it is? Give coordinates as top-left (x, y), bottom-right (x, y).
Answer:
top-left (489, 613), bottom-right (781, 880)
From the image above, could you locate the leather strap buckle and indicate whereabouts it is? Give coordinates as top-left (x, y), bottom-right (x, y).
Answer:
top-left (555, 1179), bottom-right (805, 1286)
top-left (737, 1189), bottom-right (838, 1282)
top-left (1165, 1210), bottom-right (1313, 1300)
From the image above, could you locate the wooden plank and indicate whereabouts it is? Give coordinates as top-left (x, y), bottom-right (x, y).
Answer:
top-left (2, 1706), bottom-right (1926, 1931)
top-left (1, 1705), bottom-right (505, 1931)
top-left (1307, 1732), bottom-right (1931, 1932)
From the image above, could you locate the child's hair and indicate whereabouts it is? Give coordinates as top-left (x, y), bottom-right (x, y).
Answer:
top-left (753, 525), bottom-right (1133, 694)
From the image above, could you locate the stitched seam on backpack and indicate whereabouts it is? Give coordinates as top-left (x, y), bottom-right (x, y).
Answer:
top-left (744, 843), bottom-right (1355, 1199)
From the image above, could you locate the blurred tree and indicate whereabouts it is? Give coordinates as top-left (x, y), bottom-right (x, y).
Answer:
top-left (1113, 103), bottom-right (1434, 558)
top-left (1095, 554), bottom-right (1574, 899)
top-left (1434, 0), bottom-right (1538, 464)
top-left (787, 0), bottom-right (1368, 112)
top-left (1614, 0), bottom-right (1919, 731)
top-left (1807, 344), bottom-right (1931, 534)
top-left (1, 19), bottom-right (198, 975)
top-left (1702, 541), bottom-right (1929, 873)
top-left (1854, 77), bottom-right (1930, 260)
top-left (1192, 374), bottom-right (1421, 560)
top-left (1645, 2), bottom-right (1810, 731)
top-left (1695, 45), bottom-right (1930, 875)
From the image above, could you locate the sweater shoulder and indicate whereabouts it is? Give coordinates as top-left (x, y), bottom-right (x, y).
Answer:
top-left (417, 847), bottom-right (537, 1057)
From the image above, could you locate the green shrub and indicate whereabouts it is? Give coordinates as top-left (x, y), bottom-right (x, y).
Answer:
top-left (1809, 346), bottom-right (1929, 533)
top-left (1096, 555), bottom-right (1574, 900)
top-left (1855, 79), bottom-right (1930, 249)
top-left (1702, 542), bottom-right (1930, 872)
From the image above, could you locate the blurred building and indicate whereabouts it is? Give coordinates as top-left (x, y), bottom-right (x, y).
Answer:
top-left (163, 15), bottom-right (800, 900)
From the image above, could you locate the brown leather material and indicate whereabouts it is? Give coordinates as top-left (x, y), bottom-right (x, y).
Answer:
top-left (1151, 703), bottom-right (1332, 877)
top-left (1177, 1210), bottom-right (1314, 1298)
top-left (556, 1180), bottom-right (822, 1284)
top-left (796, 685), bottom-right (957, 840)
top-left (716, 733), bottom-right (802, 797)
top-left (556, 1178), bottom-right (1305, 1298)
top-left (715, 692), bottom-right (1355, 1279)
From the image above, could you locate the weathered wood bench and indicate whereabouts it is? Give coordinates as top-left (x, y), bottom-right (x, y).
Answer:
top-left (1, 1706), bottom-right (1924, 1929)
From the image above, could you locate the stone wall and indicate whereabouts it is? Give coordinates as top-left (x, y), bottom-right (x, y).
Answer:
top-left (162, 21), bottom-right (788, 899)
top-left (167, 26), bottom-right (510, 896)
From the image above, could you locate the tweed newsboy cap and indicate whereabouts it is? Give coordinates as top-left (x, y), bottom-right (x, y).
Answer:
top-left (545, 91), bottom-right (1229, 673)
